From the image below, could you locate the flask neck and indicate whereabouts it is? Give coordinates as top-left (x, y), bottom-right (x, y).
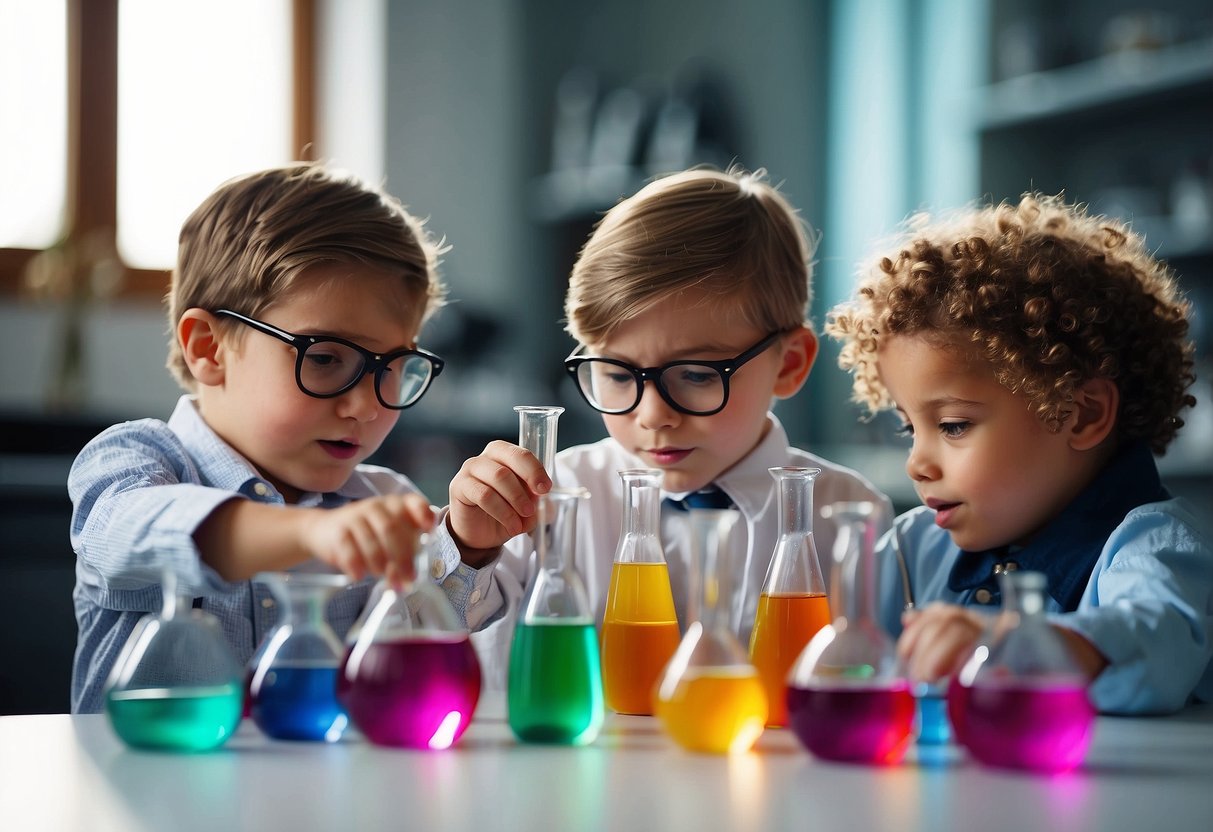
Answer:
top-left (774, 468), bottom-right (817, 538)
top-left (829, 503), bottom-right (879, 625)
top-left (616, 471), bottom-right (663, 562)
top-left (538, 488), bottom-right (584, 577)
top-left (686, 509), bottom-right (740, 630)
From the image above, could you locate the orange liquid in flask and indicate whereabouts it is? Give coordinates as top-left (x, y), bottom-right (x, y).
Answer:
top-left (749, 592), bottom-right (831, 726)
top-left (656, 667), bottom-right (768, 754)
top-left (601, 562), bottom-right (681, 715)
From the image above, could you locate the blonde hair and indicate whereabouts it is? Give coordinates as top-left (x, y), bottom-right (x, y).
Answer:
top-left (565, 166), bottom-right (818, 345)
top-left (167, 162), bottom-right (447, 389)
top-left (826, 193), bottom-right (1196, 453)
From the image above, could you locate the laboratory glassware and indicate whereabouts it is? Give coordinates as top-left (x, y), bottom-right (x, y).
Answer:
top-left (600, 468), bottom-right (681, 715)
top-left (338, 534), bottom-right (482, 750)
top-left (748, 466), bottom-right (830, 727)
top-left (655, 508), bottom-right (767, 754)
top-left (515, 405), bottom-right (563, 477)
top-left (507, 487), bottom-right (604, 744)
top-left (104, 569), bottom-right (244, 752)
top-left (786, 501), bottom-right (915, 764)
top-left (948, 569), bottom-right (1096, 773)
top-left (247, 571), bottom-right (350, 742)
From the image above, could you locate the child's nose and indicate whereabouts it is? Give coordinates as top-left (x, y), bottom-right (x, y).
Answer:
top-left (337, 374), bottom-right (382, 420)
top-left (634, 381), bottom-right (680, 430)
top-left (905, 441), bottom-right (938, 482)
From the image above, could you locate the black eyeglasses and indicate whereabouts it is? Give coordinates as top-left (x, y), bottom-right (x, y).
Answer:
top-left (564, 331), bottom-right (784, 417)
top-left (215, 309), bottom-right (444, 409)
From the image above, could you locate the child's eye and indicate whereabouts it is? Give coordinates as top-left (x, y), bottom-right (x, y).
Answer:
top-left (939, 421), bottom-right (970, 438)
top-left (894, 422), bottom-right (914, 437)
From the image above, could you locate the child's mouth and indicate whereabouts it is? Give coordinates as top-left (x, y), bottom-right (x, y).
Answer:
top-left (319, 439), bottom-right (359, 460)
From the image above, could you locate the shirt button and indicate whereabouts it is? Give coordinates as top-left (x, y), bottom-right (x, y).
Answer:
top-left (469, 589), bottom-right (481, 604)
top-left (974, 588), bottom-right (994, 604)
top-left (261, 598), bottom-right (275, 609)
top-left (253, 482), bottom-right (270, 497)
top-left (429, 559), bottom-right (445, 580)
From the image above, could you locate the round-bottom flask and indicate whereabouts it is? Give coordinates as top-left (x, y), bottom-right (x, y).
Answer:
top-left (655, 509), bottom-right (767, 754)
top-left (948, 570), bottom-right (1096, 773)
top-left (104, 571), bottom-right (244, 752)
top-left (248, 571), bottom-right (350, 742)
top-left (507, 488), bottom-right (604, 744)
top-left (338, 535), bottom-right (482, 750)
top-left (786, 502), bottom-right (915, 765)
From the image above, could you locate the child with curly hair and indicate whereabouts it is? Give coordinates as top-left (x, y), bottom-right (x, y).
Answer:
top-left (827, 192), bottom-right (1212, 713)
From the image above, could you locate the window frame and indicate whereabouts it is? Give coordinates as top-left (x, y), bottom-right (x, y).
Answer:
top-left (0, 0), bottom-right (317, 298)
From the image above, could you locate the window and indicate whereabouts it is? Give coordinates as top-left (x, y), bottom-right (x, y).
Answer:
top-left (0, 0), bottom-right (316, 297)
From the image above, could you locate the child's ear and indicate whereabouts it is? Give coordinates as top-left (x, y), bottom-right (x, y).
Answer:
top-left (178, 309), bottom-right (228, 387)
top-left (772, 326), bottom-right (819, 399)
top-left (1068, 378), bottom-right (1119, 451)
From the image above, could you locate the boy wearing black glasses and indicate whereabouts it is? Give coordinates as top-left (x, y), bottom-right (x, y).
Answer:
top-left (68, 163), bottom-right (447, 712)
top-left (439, 167), bottom-right (891, 689)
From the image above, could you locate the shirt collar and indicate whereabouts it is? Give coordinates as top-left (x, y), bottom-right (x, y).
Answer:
top-left (947, 441), bottom-right (1170, 610)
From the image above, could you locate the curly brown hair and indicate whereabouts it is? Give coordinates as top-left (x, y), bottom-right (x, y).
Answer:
top-left (825, 193), bottom-right (1196, 453)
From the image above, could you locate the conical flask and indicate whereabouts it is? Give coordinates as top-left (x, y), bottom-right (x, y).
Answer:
top-left (247, 571), bottom-right (350, 742)
top-left (748, 466), bottom-right (830, 727)
top-left (786, 501), bottom-right (915, 764)
top-left (104, 569), bottom-right (244, 751)
top-left (655, 508), bottom-right (767, 754)
top-left (507, 487), bottom-right (604, 744)
top-left (948, 570), bottom-right (1096, 773)
top-left (338, 534), bottom-right (482, 750)
top-left (601, 468), bottom-right (681, 715)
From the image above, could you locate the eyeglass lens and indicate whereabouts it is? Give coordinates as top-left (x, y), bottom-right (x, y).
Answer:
top-left (575, 361), bottom-right (725, 414)
top-left (299, 341), bottom-right (434, 407)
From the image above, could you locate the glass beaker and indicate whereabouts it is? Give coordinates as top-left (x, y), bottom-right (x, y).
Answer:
top-left (337, 534), bottom-right (482, 750)
top-left (655, 508), bottom-right (767, 754)
top-left (247, 571), bottom-right (350, 742)
top-left (947, 570), bottom-right (1096, 773)
top-left (786, 501), bottom-right (915, 765)
top-left (104, 570), bottom-right (244, 752)
top-left (515, 405), bottom-right (563, 477)
top-left (507, 487), bottom-right (604, 744)
top-left (748, 466), bottom-right (830, 727)
top-left (601, 468), bottom-right (681, 715)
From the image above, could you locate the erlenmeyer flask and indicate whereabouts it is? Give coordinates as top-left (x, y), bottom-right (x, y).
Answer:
top-left (601, 469), bottom-right (681, 715)
top-left (507, 487), bottom-right (604, 744)
top-left (338, 534), bottom-right (482, 750)
top-left (247, 571), bottom-right (350, 742)
top-left (655, 509), bottom-right (767, 754)
top-left (748, 466), bottom-right (830, 727)
top-left (948, 570), bottom-right (1096, 773)
top-left (515, 405), bottom-right (563, 477)
top-left (104, 569), bottom-right (244, 752)
top-left (786, 501), bottom-right (915, 764)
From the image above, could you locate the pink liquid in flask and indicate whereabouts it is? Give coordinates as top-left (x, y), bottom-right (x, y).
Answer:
top-left (948, 676), bottom-right (1094, 773)
top-left (786, 681), bottom-right (916, 764)
top-left (339, 634), bottom-right (481, 749)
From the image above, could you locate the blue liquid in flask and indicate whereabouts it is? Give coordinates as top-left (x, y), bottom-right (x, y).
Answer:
top-left (250, 661), bottom-right (347, 741)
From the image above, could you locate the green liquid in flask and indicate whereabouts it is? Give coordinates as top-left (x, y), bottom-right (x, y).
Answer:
top-left (508, 620), bottom-right (604, 744)
top-left (106, 684), bottom-right (244, 751)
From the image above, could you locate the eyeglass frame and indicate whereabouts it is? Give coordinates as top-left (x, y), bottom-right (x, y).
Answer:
top-left (213, 309), bottom-right (445, 410)
top-left (563, 330), bottom-right (787, 417)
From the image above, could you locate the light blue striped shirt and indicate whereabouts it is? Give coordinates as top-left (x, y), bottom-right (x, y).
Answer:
top-left (67, 396), bottom-right (428, 713)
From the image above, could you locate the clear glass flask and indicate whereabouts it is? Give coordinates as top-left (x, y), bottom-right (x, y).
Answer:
top-left (601, 468), bottom-right (681, 715)
top-left (786, 501), bottom-right (915, 764)
top-left (655, 508), bottom-right (767, 754)
top-left (247, 571), bottom-right (350, 742)
top-left (104, 569), bottom-right (244, 752)
top-left (948, 570), bottom-right (1096, 773)
top-left (338, 534), bottom-right (482, 750)
top-left (748, 466), bottom-right (830, 727)
top-left (507, 487), bottom-right (604, 744)
top-left (515, 405), bottom-right (563, 477)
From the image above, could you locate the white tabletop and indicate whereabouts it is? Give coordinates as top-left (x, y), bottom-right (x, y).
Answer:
top-left (1, 695), bottom-right (1211, 832)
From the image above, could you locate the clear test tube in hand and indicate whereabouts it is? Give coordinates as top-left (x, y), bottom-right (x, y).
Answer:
top-left (515, 406), bottom-right (564, 478)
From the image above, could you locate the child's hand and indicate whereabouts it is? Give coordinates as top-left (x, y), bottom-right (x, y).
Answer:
top-left (897, 602), bottom-right (988, 683)
top-left (447, 440), bottom-right (552, 557)
top-left (303, 493), bottom-right (435, 587)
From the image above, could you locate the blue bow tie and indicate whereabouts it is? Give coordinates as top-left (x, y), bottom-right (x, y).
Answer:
top-left (664, 485), bottom-right (736, 511)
